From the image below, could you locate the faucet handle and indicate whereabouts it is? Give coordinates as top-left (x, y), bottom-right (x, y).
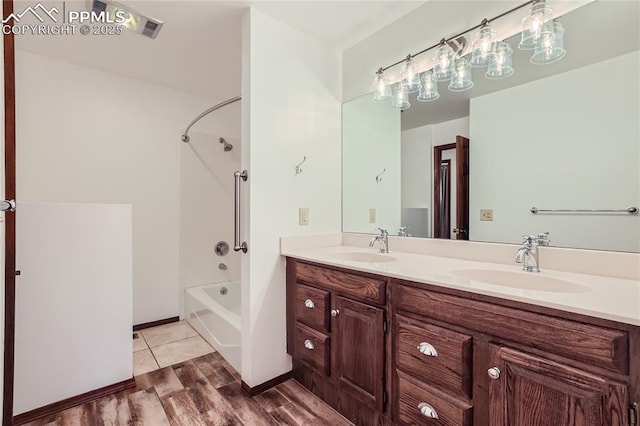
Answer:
top-left (537, 232), bottom-right (550, 246)
top-left (521, 235), bottom-right (535, 245)
top-left (376, 227), bottom-right (388, 236)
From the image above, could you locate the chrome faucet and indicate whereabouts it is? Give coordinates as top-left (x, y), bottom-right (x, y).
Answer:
top-left (369, 228), bottom-right (389, 253)
top-left (515, 233), bottom-right (550, 272)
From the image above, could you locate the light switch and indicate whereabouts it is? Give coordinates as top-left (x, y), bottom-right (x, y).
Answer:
top-left (369, 208), bottom-right (376, 224)
top-left (480, 209), bottom-right (493, 221)
top-left (299, 208), bottom-right (309, 226)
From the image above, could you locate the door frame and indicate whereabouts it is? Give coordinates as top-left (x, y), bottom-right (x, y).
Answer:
top-left (433, 136), bottom-right (469, 240)
top-left (433, 142), bottom-right (455, 239)
top-left (3, 0), bottom-right (16, 423)
top-left (433, 158), bottom-right (452, 239)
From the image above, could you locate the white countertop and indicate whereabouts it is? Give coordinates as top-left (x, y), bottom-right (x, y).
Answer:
top-left (282, 244), bottom-right (640, 326)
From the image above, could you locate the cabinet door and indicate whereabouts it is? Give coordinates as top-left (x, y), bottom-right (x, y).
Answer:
top-left (488, 345), bottom-right (628, 426)
top-left (334, 296), bottom-right (385, 410)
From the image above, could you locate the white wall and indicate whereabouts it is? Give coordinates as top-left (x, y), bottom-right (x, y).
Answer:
top-left (401, 117), bottom-right (469, 237)
top-left (16, 51), bottom-right (238, 324)
top-left (179, 130), bottom-right (241, 311)
top-left (470, 51), bottom-right (640, 252)
top-left (15, 203), bottom-right (132, 414)
top-left (343, 95), bottom-right (401, 234)
top-left (241, 8), bottom-right (342, 386)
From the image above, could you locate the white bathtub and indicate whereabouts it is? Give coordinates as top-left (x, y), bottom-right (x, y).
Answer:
top-left (185, 281), bottom-right (241, 372)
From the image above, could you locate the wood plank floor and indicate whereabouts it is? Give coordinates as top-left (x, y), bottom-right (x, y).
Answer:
top-left (21, 352), bottom-right (353, 426)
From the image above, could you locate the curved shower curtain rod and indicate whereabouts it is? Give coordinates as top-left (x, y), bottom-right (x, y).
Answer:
top-left (181, 95), bottom-right (241, 143)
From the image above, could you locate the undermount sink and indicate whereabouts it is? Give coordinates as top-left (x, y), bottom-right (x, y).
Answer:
top-left (451, 269), bottom-right (590, 293)
top-left (332, 252), bottom-right (397, 263)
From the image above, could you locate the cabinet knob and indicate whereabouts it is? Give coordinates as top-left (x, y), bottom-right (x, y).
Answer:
top-left (417, 342), bottom-right (438, 357)
top-left (303, 339), bottom-right (314, 350)
top-left (304, 299), bottom-right (315, 309)
top-left (331, 309), bottom-right (340, 317)
top-left (487, 367), bottom-right (501, 380)
top-left (418, 402), bottom-right (438, 419)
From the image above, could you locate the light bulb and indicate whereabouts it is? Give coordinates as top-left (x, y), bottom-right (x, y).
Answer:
top-left (372, 72), bottom-right (391, 103)
top-left (402, 58), bottom-right (421, 93)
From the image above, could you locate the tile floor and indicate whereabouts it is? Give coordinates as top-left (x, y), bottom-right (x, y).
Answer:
top-left (133, 321), bottom-right (214, 376)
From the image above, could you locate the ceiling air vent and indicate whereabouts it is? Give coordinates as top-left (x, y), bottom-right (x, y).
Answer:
top-left (90, 0), bottom-right (163, 39)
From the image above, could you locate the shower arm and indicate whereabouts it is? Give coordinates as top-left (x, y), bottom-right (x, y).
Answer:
top-left (181, 95), bottom-right (241, 143)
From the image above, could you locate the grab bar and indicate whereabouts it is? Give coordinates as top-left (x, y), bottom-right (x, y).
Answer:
top-left (234, 170), bottom-right (248, 253)
top-left (530, 206), bottom-right (638, 215)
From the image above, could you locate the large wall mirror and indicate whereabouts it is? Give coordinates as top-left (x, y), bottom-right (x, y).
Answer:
top-left (342, 1), bottom-right (639, 253)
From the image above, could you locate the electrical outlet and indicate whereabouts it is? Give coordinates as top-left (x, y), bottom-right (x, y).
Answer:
top-left (299, 208), bottom-right (309, 226)
top-left (480, 209), bottom-right (493, 221)
top-left (369, 208), bottom-right (376, 224)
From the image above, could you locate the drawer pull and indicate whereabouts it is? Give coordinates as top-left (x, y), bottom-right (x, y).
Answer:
top-left (304, 339), bottom-right (314, 350)
top-left (417, 342), bottom-right (438, 357)
top-left (418, 402), bottom-right (438, 419)
top-left (304, 299), bottom-right (315, 309)
top-left (487, 367), bottom-right (501, 380)
top-left (331, 309), bottom-right (340, 317)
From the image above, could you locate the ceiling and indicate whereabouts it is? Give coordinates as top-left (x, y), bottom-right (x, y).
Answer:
top-left (14, 0), bottom-right (426, 101)
top-left (15, 0), bottom-right (636, 120)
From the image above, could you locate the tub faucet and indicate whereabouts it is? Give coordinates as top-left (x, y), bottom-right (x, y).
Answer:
top-left (515, 233), bottom-right (550, 272)
top-left (369, 228), bottom-right (389, 253)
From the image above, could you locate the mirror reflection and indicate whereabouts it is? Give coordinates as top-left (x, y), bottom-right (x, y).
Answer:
top-left (342, 1), bottom-right (640, 252)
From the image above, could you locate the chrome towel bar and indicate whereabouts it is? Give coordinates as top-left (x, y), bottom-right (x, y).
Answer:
top-left (530, 206), bottom-right (638, 215)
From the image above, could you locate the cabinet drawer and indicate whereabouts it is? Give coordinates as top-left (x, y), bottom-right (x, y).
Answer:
top-left (397, 371), bottom-right (473, 426)
top-left (297, 262), bottom-right (385, 305)
top-left (295, 283), bottom-right (330, 332)
top-left (294, 322), bottom-right (330, 375)
top-left (396, 315), bottom-right (472, 398)
top-left (396, 283), bottom-right (628, 374)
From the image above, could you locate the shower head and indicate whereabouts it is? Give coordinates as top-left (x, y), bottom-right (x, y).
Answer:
top-left (219, 138), bottom-right (233, 152)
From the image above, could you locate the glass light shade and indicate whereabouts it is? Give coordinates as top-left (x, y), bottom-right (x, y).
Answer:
top-left (372, 72), bottom-right (391, 103)
top-left (470, 25), bottom-right (497, 67)
top-left (433, 44), bottom-right (455, 81)
top-left (417, 70), bottom-right (440, 102)
top-left (531, 21), bottom-right (566, 64)
top-left (449, 58), bottom-right (474, 91)
top-left (485, 41), bottom-right (514, 79)
top-left (402, 58), bottom-right (421, 93)
top-left (391, 84), bottom-right (410, 110)
top-left (519, 2), bottom-right (554, 50)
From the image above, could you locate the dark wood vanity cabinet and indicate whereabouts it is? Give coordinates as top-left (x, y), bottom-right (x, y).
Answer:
top-left (394, 279), bottom-right (637, 426)
top-left (286, 259), bottom-right (388, 422)
top-left (286, 258), bottom-right (639, 426)
top-left (487, 345), bottom-right (628, 426)
top-left (333, 296), bottom-right (385, 410)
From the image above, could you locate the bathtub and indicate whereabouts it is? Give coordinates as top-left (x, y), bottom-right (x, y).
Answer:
top-left (185, 281), bottom-right (241, 372)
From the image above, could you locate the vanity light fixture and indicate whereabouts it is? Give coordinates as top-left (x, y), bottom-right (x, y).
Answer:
top-left (391, 83), bottom-right (410, 110)
top-left (371, 0), bottom-right (567, 110)
top-left (519, 0), bottom-right (554, 50)
top-left (485, 41), bottom-right (515, 79)
top-left (433, 40), bottom-right (456, 82)
top-left (402, 56), bottom-right (421, 93)
top-left (531, 20), bottom-right (566, 64)
top-left (417, 70), bottom-right (440, 102)
top-left (372, 69), bottom-right (392, 102)
top-left (449, 57), bottom-right (474, 91)
top-left (470, 20), bottom-right (497, 67)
